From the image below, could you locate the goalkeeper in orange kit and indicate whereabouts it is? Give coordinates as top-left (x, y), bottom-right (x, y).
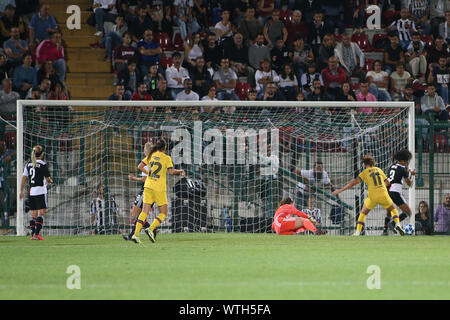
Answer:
top-left (272, 197), bottom-right (327, 235)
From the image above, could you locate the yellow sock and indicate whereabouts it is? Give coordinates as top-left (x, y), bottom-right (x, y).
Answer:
top-left (150, 213), bottom-right (167, 231)
top-left (356, 213), bottom-right (367, 232)
top-left (390, 208), bottom-right (400, 224)
top-left (133, 212), bottom-right (148, 236)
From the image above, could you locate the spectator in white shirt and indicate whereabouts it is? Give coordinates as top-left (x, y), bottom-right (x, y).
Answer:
top-left (175, 78), bottom-right (199, 101)
top-left (213, 57), bottom-right (239, 100)
top-left (215, 9), bottom-right (234, 46)
top-left (254, 57), bottom-right (280, 98)
top-left (201, 85), bottom-right (218, 101)
top-left (279, 63), bottom-right (299, 101)
top-left (165, 52), bottom-right (190, 100)
top-left (366, 60), bottom-right (392, 101)
top-left (294, 160), bottom-right (336, 207)
top-left (201, 85), bottom-right (218, 112)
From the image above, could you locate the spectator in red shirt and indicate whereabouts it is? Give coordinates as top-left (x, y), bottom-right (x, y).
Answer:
top-left (132, 82), bottom-right (153, 101)
top-left (35, 31), bottom-right (66, 83)
top-left (113, 32), bottom-right (137, 74)
top-left (286, 10), bottom-right (308, 46)
top-left (132, 82), bottom-right (153, 114)
top-left (321, 56), bottom-right (346, 99)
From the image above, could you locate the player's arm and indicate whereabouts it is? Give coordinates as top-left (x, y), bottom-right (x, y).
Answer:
top-left (168, 168), bottom-right (186, 177)
top-left (292, 169), bottom-right (313, 187)
top-left (405, 168), bottom-right (416, 186)
top-left (137, 161), bottom-right (149, 175)
top-left (332, 178), bottom-right (361, 196)
top-left (323, 172), bottom-right (336, 192)
top-left (19, 175), bottom-right (27, 200)
top-left (292, 210), bottom-right (317, 223)
top-left (128, 174), bottom-right (146, 183)
top-left (43, 165), bottom-right (53, 185)
top-left (380, 170), bottom-right (389, 188)
top-left (292, 208), bottom-right (313, 220)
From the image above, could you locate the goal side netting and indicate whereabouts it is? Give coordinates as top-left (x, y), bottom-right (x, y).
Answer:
top-left (15, 100), bottom-right (415, 236)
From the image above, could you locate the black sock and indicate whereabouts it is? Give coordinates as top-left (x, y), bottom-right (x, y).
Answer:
top-left (35, 216), bottom-right (44, 236)
top-left (399, 213), bottom-right (408, 222)
top-left (383, 217), bottom-right (390, 231)
top-left (128, 224), bottom-right (136, 237)
top-left (143, 221), bottom-right (150, 229)
top-left (29, 218), bottom-right (36, 236)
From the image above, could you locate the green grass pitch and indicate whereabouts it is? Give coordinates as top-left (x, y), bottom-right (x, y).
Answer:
top-left (1, 233), bottom-right (449, 300)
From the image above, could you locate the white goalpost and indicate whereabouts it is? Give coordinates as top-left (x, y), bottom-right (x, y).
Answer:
top-left (15, 100), bottom-right (415, 237)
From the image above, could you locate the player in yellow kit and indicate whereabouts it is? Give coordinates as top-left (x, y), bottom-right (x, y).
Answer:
top-left (332, 155), bottom-right (405, 236)
top-left (131, 139), bottom-right (185, 244)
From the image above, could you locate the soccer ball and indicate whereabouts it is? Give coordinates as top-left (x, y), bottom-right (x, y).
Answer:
top-left (403, 223), bottom-right (415, 235)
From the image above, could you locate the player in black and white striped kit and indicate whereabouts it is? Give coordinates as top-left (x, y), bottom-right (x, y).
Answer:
top-left (383, 149), bottom-right (415, 235)
top-left (19, 145), bottom-right (53, 240)
top-left (388, 8), bottom-right (417, 48)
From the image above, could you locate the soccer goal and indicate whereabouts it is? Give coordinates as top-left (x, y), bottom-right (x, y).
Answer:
top-left (15, 100), bottom-right (415, 236)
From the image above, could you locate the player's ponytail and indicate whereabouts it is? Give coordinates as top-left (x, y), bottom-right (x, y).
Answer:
top-left (31, 145), bottom-right (43, 168)
top-left (143, 141), bottom-right (153, 159)
top-left (146, 139), bottom-right (167, 163)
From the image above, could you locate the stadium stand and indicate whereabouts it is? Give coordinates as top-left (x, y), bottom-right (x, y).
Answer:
top-left (54, 0), bottom-right (114, 100)
top-left (0, 0), bottom-right (443, 111)
top-left (0, 0), bottom-right (447, 133)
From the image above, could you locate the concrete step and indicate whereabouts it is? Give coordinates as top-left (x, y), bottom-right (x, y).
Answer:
top-left (66, 47), bottom-right (106, 61)
top-left (63, 35), bottom-right (100, 48)
top-left (59, 24), bottom-right (97, 37)
top-left (67, 72), bottom-right (114, 85)
top-left (67, 59), bottom-right (111, 73)
top-left (67, 84), bottom-right (114, 99)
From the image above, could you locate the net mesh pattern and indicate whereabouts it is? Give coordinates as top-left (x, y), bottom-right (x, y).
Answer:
top-left (19, 103), bottom-right (411, 235)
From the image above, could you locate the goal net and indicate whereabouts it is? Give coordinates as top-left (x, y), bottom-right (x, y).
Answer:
top-left (15, 100), bottom-right (415, 236)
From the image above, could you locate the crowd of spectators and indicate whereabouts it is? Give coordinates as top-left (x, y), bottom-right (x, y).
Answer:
top-left (0, 0), bottom-right (447, 127)
top-left (87, 0), bottom-right (449, 125)
top-left (0, 1), bottom-right (69, 118)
